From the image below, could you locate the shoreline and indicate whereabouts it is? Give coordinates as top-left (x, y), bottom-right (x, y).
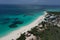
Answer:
top-left (0, 11), bottom-right (47, 40)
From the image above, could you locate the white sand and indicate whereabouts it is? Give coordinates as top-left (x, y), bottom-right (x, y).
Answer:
top-left (0, 11), bottom-right (47, 40)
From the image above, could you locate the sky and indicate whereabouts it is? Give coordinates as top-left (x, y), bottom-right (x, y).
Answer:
top-left (0, 0), bottom-right (60, 5)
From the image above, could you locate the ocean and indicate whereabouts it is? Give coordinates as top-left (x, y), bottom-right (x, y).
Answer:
top-left (0, 5), bottom-right (60, 37)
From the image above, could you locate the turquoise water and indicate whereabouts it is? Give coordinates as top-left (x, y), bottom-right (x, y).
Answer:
top-left (0, 5), bottom-right (60, 37)
top-left (0, 10), bottom-right (44, 37)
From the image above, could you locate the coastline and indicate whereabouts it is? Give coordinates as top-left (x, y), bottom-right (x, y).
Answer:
top-left (0, 11), bottom-right (47, 40)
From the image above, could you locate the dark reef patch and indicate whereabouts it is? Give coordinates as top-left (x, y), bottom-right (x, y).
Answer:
top-left (13, 20), bottom-right (23, 24)
top-left (9, 23), bottom-right (17, 28)
top-left (9, 20), bottom-right (24, 28)
top-left (14, 18), bottom-right (19, 21)
top-left (4, 18), bottom-right (10, 21)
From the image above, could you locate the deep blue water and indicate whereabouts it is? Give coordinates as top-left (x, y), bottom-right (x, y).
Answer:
top-left (0, 5), bottom-right (60, 37)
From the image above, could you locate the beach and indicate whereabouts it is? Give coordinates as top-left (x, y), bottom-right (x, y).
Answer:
top-left (0, 11), bottom-right (47, 40)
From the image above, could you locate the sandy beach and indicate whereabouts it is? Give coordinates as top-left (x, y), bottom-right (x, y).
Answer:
top-left (0, 11), bottom-right (47, 40)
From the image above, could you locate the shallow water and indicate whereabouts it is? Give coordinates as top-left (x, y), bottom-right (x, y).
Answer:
top-left (0, 5), bottom-right (45, 37)
top-left (0, 5), bottom-right (60, 37)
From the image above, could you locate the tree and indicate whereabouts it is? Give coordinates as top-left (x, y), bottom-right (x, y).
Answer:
top-left (16, 33), bottom-right (26, 40)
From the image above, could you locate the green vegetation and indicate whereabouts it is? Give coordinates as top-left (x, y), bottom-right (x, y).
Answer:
top-left (16, 33), bottom-right (26, 40)
top-left (29, 25), bottom-right (60, 40)
top-left (40, 25), bottom-right (60, 40)
top-left (47, 11), bottom-right (60, 15)
top-left (16, 23), bottom-right (60, 40)
top-left (27, 26), bottom-right (42, 40)
top-left (16, 12), bottom-right (60, 40)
